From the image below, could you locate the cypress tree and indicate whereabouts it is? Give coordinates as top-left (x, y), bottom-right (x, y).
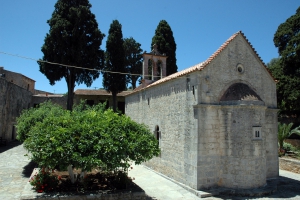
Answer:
top-left (38, 0), bottom-right (105, 110)
top-left (123, 37), bottom-right (143, 89)
top-left (103, 20), bottom-right (126, 112)
top-left (151, 20), bottom-right (177, 76)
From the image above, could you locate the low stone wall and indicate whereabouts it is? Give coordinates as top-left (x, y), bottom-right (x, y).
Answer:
top-left (279, 157), bottom-right (300, 174)
top-left (285, 139), bottom-right (300, 148)
top-left (21, 192), bottom-right (147, 200)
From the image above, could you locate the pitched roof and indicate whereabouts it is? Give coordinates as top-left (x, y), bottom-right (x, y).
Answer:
top-left (75, 89), bottom-right (132, 96)
top-left (128, 31), bottom-right (276, 96)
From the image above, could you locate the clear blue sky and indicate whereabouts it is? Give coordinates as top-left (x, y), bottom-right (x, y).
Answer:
top-left (0, 1), bottom-right (299, 94)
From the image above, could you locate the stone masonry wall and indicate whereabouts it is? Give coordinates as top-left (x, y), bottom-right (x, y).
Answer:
top-left (0, 78), bottom-right (32, 141)
top-left (74, 95), bottom-right (125, 109)
top-left (195, 105), bottom-right (267, 189)
top-left (31, 95), bottom-right (67, 109)
top-left (126, 75), bottom-right (199, 189)
top-left (265, 109), bottom-right (279, 178)
top-left (0, 67), bottom-right (35, 93)
top-left (198, 34), bottom-right (277, 108)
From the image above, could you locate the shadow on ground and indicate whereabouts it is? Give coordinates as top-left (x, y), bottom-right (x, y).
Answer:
top-left (22, 160), bottom-right (38, 178)
top-left (0, 140), bottom-right (21, 153)
top-left (269, 176), bottom-right (300, 198)
top-left (212, 176), bottom-right (300, 199)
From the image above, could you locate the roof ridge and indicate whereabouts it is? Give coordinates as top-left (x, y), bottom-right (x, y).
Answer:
top-left (203, 31), bottom-right (241, 66)
top-left (143, 31), bottom-right (242, 90)
top-left (126, 31), bottom-right (276, 96)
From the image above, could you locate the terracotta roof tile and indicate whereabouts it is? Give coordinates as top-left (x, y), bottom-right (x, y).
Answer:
top-left (126, 31), bottom-right (277, 96)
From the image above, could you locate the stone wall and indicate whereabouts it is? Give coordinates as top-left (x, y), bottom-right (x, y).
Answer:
top-left (0, 67), bottom-right (35, 93)
top-left (0, 77), bottom-right (32, 141)
top-left (125, 33), bottom-right (279, 190)
top-left (197, 34), bottom-right (277, 108)
top-left (31, 95), bottom-right (67, 109)
top-left (265, 109), bottom-right (279, 178)
top-left (74, 94), bottom-right (124, 110)
top-left (126, 76), bottom-right (199, 189)
top-left (285, 139), bottom-right (300, 148)
top-left (195, 105), bottom-right (269, 189)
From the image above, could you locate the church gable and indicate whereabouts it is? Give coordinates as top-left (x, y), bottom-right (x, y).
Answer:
top-left (127, 31), bottom-right (276, 99)
top-left (197, 32), bottom-right (277, 107)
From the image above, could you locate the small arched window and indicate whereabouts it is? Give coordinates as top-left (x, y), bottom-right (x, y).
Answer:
top-left (155, 125), bottom-right (160, 140)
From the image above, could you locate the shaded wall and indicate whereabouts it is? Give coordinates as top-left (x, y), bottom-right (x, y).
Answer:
top-left (0, 78), bottom-right (32, 141)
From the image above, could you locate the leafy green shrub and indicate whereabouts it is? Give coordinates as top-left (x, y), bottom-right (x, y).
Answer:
top-left (283, 142), bottom-right (294, 152)
top-left (278, 122), bottom-right (300, 151)
top-left (19, 101), bottom-right (160, 179)
top-left (16, 101), bottom-right (65, 142)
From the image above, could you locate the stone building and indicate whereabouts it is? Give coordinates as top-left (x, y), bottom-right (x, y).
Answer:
top-left (125, 31), bottom-right (279, 190)
top-left (31, 93), bottom-right (67, 109)
top-left (0, 67), bottom-right (35, 142)
top-left (0, 65), bottom-right (131, 142)
top-left (74, 89), bottom-right (132, 114)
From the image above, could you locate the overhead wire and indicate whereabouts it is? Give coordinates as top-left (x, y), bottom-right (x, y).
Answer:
top-left (0, 51), bottom-right (165, 78)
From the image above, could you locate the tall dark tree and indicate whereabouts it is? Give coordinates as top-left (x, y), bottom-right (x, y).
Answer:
top-left (103, 20), bottom-right (126, 112)
top-left (268, 58), bottom-right (300, 112)
top-left (274, 6), bottom-right (300, 76)
top-left (38, 0), bottom-right (105, 110)
top-left (151, 20), bottom-right (177, 76)
top-left (123, 37), bottom-right (143, 89)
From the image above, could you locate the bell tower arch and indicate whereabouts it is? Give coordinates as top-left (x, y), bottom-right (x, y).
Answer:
top-left (142, 44), bottom-right (168, 82)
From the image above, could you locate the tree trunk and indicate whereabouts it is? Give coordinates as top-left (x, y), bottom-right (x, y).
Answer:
top-left (132, 78), bottom-right (137, 90)
top-left (112, 91), bottom-right (117, 112)
top-left (67, 165), bottom-right (76, 184)
top-left (66, 68), bottom-right (75, 111)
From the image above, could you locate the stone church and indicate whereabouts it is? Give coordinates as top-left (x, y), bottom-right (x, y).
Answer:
top-left (125, 31), bottom-right (278, 190)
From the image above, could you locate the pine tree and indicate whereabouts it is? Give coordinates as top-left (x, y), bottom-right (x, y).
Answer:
top-left (103, 20), bottom-right (126, 111)
top-left (274, 6), bottom-right (300, 76)
top-left (38, 0), bottom-right (105, 110)
top-left (273, 6), bottom-right (300, 112)
top-left (151, 20), bottom-right (177, 76)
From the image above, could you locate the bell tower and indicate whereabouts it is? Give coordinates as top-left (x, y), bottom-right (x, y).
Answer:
top-left (142, 44), bottom-right (167, 85)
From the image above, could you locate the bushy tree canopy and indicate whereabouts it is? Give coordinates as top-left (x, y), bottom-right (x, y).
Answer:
top-left (17, 102), bottom-right (160, 172)
top-left (268, 58), bottom-right (300, 112)
top-left (151, 20), bottom-right (177, 76)
top-left (123, 37), bottom-right (143, 89)
top-left (103, 20), bottom-right (126, 111)
top-left (274, 6), bottom-right (300, 76)
top-left (16, 102), bottom-right (65, 142)
top-left (38, 0), bottom-right (105, 110)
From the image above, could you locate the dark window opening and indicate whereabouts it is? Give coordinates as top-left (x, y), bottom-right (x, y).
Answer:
top-left (255, 130), bottom-right (260, 138)
top-left (86, 100), bottom-right (94, 106)
top-left (148, 59), bottom-right (153, 80)
top-left (156, 60), bottom-right (162, 80)
top-left (118, 102), bottom-right (125, 114)
top-left (155, 125), bottom-right (160, 141)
